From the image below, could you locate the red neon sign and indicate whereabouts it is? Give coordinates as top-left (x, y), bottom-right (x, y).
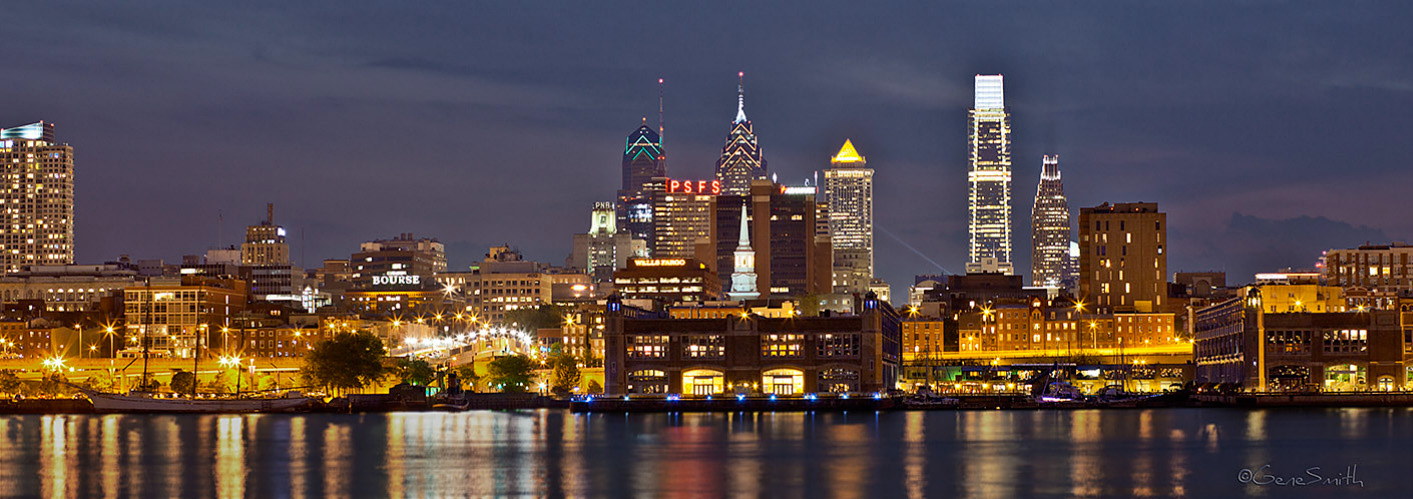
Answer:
top-left (667, 179), bottom-right (721, 195)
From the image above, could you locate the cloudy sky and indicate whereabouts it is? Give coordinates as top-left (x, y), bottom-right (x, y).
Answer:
top-left (3, 2), bottom-right (1410, 294)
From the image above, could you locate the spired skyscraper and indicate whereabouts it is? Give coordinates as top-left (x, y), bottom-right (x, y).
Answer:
top-left (0, 122), bottom-right (74, 274)
top-left (824, 139), bottom-right (874, 294)
top-left (966, 75), bottom-right (1013, 275)
top-left (616, 120), bottom-right (664, 252)
top-left (1030, 155), bottom-right (1072, 289)
top-left (715, 72), bottom-right (767, 196)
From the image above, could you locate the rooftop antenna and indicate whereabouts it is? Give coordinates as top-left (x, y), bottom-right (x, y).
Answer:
top-left (658, 77), bottom-right (665, 145)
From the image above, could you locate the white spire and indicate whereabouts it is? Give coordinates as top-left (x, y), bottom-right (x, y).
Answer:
top-left (737, 201), bottom-right (751, 247)
top-left (734, 71), bottom-right (747, 123)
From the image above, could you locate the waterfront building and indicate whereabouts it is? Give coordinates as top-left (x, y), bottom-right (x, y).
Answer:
top-left (1078, 202), bottom-right (1168, 314)
top-left (1194, 289), bottom-right (1408, 391)
top-left (1323, 242), bottom-right (1413, 310)
top-left (966, 76), bottom-right (1013, 275)
top-left (714, 73), bottom-right (767, 196)
top-left (0, 122), bottom-right (74, 274)
top-left (613, 257), bottom-right (721, 306)
top-left (616, 123), bottom-right (665, 247)
top-left (824, 140), bottom-right (874, 294)
top-left (239, 325), bottom-right (331, 358)
top-left (1030, 155), bottom-right (1071, 289)
top-left (571, 202), bottom-right (645, 284)
top-left (651, 178), bottom-right (716, 259)
top-left (711, 180), bottom-right (831, 300)
top-left (603, 292), bottom-right (900, 395)
top-left (121, 276), bottom-right (248, 359)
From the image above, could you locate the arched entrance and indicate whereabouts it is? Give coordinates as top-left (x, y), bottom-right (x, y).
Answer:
top-left (762, 368), bottom-right (804, 395)
top-left (683, 369), bottom-right (725, 395)
top-left (1323, 363), bottom-right (1366, 392)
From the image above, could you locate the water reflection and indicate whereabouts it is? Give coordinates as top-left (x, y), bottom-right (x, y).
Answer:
top-left (0, 409), bottom-right (1409, 498)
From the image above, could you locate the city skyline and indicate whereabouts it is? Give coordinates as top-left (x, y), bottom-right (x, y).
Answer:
top-left (2, 3), bottom-right (1410, 295)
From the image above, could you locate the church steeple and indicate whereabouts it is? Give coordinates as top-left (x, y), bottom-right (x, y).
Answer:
top-left (727, 201), bottom-right (759, 301)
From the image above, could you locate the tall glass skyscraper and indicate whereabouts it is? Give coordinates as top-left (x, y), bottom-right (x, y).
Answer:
top-left (1030, 155), bottom-right (1071, 288)
top-left (617, 123), bottom-right (664, 252)
top-left (0, 122), bottom-right (73, 273)
top-left (715, 72), bottom-right (766, 196)
top-left (824, 139), bottom-right (874, 293)
top-left (967, 75), bottom-right (1013, 274)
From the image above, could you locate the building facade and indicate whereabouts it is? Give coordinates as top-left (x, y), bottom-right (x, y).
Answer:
top-left (651, 178), bottom-right (716, 260)
top-left (711, 180), bottom-right (831, 300)
top-left (612, 257), bottom-right (721, 305)
top-left (966, 76), bottom-right (1013, 275)
top-left (122, 276), bottom-right (248, 359)
top-left (604, 293), bottom-right (900, 395)
top-left (714, 73), bottom-right (766, 196)
top-left (350, 233), bottom-right (446, 289)
top-left (1030, 155), bottom-right (1071, 289)
top-left (1323, 243), bottom-right (1413, 310)
top-left (1079, 202), bottom-right (1168, 313)
top-left (571, 201), bottom-right (645, 283)
top-left (0, 122), bottom-right (74, 274)
top-left (824, 139), bottom-right (874, 294)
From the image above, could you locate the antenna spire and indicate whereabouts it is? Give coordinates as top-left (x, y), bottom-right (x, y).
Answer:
top-left (735, 72), bottom-right (747, 123)
top-left (658, 77), bottom-right (665, 145)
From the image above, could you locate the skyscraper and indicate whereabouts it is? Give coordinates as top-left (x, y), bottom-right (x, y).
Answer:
top-left (242, 203), bottom-right (290, 266)
top-left (616, 122), bottom-right (664, 248)
top-left (0, 122), bottom-right (73, 274)
top-left (572, 201), bottom-right (645, 283)
top-left (967, 75), bottom-right (1013, 275)
top-left (1030, 155), bottom-right (1071, 288)
top-left (824, 139), bottom-right (874, 294)
top-left (715, 72), bottom-right (766, 196)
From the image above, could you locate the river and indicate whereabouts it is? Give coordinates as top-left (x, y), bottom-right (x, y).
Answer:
top-left (0, 408), bottom-right (1403, 498)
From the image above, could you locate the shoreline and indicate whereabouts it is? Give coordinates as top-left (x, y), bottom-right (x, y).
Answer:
top-left (7, 392), bottom-right (1413, 415)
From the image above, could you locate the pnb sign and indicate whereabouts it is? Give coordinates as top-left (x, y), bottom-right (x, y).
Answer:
top-left (372, 275), bottom-right (421, 286)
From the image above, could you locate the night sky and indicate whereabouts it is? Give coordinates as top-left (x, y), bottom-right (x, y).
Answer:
top-left (4, 2), bottom-right (1411, 296)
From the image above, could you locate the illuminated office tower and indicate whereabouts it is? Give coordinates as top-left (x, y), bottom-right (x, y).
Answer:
top-left (652, 177), bottom-right (718, 259)
top-left (573, 201), bottom-right (646, 283)
top-left (715, 72), bottom-right (767, 196)
top-left (0, 122), bottom-right (73, 274)
top-left (616, 122), bottom-right (664, 248)
top-left (1030, 155), bottom-right (1071, 288)
top-left (966, 75), bottom-right (1013, 275)
top-left (824, 139), bottom-right (874, 294)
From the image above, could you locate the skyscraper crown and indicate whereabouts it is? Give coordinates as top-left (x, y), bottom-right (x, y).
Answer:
top-left (974, 75), bottom-right (1005, 109)
top-left (831, 139), bottom-right (865, 164)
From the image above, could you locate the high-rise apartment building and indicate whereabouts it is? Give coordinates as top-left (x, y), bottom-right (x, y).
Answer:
top-left (715, 73), bottom-right (767, 196)
top-left (967, 75), bottom-right (1013, 275)
top-left (652, 177), bottom-right (717, 260)
top-left (824, 140), bottom-right (874, 294)
top-left (0, 122), bottom-right (74, 273)
top-left (1079, 202), bottom-right (1167, 313)
top-left (1030, 155), bottom-right (1071, 288)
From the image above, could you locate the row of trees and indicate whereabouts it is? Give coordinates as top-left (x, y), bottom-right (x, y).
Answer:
top-left (298, 331), bottom-right (600, 396)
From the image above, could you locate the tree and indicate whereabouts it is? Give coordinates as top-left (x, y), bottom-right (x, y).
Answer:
top-left (587, 379), bottom-right (603, 394)
top-left (502, 304), bottom-right (567, 332)
top-left (548, 353), bottom-right (581, 396)
top-left (136, 374), bottom-right (162, 392)
top-left (301, 331), bottom-right (388, 396)
top-left (484, 355), bottom-right (535, 393)
top-left (394, 358), bottom-right (436, 386)
top-left (170, 371), bottom-right (196, 395)
top-left (82, 371), bottom-right (117, 393)
top-left (455, 363), bottom-right (481, 393)
top-left (0, 370), bottom-right (21, 396)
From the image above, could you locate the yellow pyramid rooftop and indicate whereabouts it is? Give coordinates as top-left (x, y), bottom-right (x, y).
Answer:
top-left (831, 139), bottom-right (865, 164)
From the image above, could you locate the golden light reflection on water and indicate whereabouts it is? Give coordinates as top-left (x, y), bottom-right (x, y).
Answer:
top-left (5, 408), bottom-right (1412, 498)
top-left (215, 416), bottom-right (245, 499)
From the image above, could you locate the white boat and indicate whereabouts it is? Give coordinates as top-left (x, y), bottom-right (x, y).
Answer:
top-left (83, 389), bottom-right (310, 413)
